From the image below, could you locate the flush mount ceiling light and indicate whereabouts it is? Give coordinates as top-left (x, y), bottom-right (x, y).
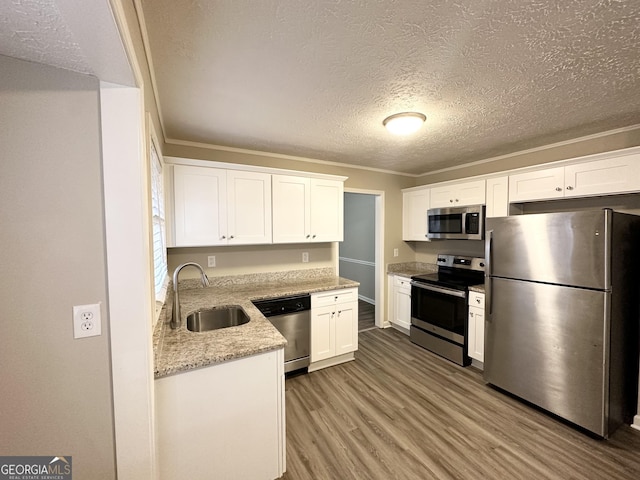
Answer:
top-left (383, 112), bottom-right (426, 135)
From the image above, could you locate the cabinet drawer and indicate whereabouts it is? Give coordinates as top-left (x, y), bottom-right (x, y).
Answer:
top-left (468, 291), bottom-right (485, 309)
top-left (312, 288), bottom-right (358, 308)
top-left (394, 275), bottom-right (411, 290)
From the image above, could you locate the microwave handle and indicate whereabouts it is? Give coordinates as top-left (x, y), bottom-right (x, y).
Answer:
top-left (485, 229), bottom-right (493, 320)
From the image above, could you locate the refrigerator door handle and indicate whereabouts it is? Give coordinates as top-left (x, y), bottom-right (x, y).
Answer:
top-left (485, 229), bottom-right (493, 319)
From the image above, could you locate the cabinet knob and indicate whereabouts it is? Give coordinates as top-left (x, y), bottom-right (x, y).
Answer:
top-left (555, 187), bottom-right (562, 192)
top-left (334, 296), bottom-right (338, 300)
top-left (455, 199), bottom-right (459, 202)
top-left (476, 298), bottom-right (481, 303)
top-left (566, 186), bottom-right (574, 191)
top-left (306, 234), bottom-right (311, 239)
top-left (229, 235), bottom-right (235, 239)
top-left (470, 312), bottom-right (474, 317)
top-left (449, 199), bottom-right (454, 203)
top-left (312, 234), bottom-right (316, 239)
top-left (220, 235), bottom-right (226, 240)
top-left (338, 310), bottom-right (342, 315)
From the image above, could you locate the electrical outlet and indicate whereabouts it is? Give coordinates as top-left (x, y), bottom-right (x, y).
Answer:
top-left (73, 303), bottom-right (101, 339)
top-left (394, 248), bottom-right (399, 257)
top-left (208, 255), bottom-right (216, 267)
top-left (302, 252), bottom-right (309, 263)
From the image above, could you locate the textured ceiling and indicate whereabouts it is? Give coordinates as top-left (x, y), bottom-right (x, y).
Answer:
top-left (0, 0), bottom-right (134, 85)
top-left (144, 2), bottom-right (640, 174)
top-left (0, 0), bottom-right (91, 74)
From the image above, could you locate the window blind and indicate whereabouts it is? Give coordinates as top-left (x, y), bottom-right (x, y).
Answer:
top-left (150, 141), bottom-right (168, 301)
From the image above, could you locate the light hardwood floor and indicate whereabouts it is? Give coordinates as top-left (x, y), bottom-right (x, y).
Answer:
top-left (282, 328), bottom-right (640, 480)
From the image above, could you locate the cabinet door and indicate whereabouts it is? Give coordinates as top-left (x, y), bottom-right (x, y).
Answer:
top-left (311, 305), bottom-right (334, 362)
top-left (485, 176), bottom-right (509, 218)
top-left (310, 178), bottom-right (344, 242)
top-left (334, 301), bottom-right (358, 355)
top-left (173, 165), bottom-right (227, 246)
top-left (272, 175), bottom-right (310, 243)
top-left (508, 167), bottom-right (564, 202)
top-left (468, 306), bottom-right (484, 362)
top-left (226, 170), bottom-right (272, 245)
top-left (456, 179), bottom-right (486, 206)
top-left (565, 155), bottom-right (640, 198)
top-left (431, 180), bottom-right (486, 208)
top-left (402, 189), bottom-right (429, 241)
top-left (156, 349), bottom-right (285, 480)
top-left (392, 276), bottom-right (412, 330)
top-left (430, 185), bottom-right (457, 208)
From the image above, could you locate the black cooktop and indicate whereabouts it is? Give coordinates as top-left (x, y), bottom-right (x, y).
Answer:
top-left (412, 269), bottom-right (484, 291)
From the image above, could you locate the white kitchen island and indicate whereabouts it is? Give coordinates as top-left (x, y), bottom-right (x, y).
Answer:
top-left (153, 270), bottom-right (359, 480)
top-left (155, 348), bottom-right (285, 480)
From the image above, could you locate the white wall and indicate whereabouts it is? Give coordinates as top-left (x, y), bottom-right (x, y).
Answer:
top-left (0, 55), bottom-right (116, 478)
top-left (168, 243), bottom-right (335, 279)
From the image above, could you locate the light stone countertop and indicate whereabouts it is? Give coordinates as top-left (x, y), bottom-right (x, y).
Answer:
top-left (469, 284), bottom-right (486, 294)
top-left (387, 261), bottom-right (437, 279)
top-left (153, 270), bottom-right (359, 378)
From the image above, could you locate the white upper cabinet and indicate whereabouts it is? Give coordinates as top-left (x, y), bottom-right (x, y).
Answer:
top-left (225, 170), bottom-right (272, 245)
top-left (167, 158), bottom-right (346, 247)
top-left (173, 165), bottom-right (227, 246)
top-left (509, 153), bottom-right (640, 203)
top-left (402, 188), bottom-right (430, 241)
top-left (509, 166), bottom-right (568, 202)
top-left (564, 155), bottom-right (640, 197)
top-left (310, 178), bottom-right (344, 242)
top-left (485, 176), bottom-right (509, 218)
top-left (172, 165), bottom-right (271, 247)
top-left (430, 179), bottom-right (486, 208)
top-left (271, 175), bottom-right (310, 243)
top-left (272, 175), bottom-right (343, 243)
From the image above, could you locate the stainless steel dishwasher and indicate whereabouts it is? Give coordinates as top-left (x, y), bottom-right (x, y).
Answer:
top-left (252, 294), bottom-right (311, 373)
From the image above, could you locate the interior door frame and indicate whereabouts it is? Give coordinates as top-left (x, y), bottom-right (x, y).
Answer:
top-left (342, 188), bottom-right (385, 328)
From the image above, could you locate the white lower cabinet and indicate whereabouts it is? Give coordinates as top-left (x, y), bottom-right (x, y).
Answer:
top-left (468, 291), bottom-right (485, 366)
top-left (155, 349), bottom-right (286, 480)
top-left (390, 275), bottom-right (411, 333)
top-left (310, 288), bottom-right (358, 371)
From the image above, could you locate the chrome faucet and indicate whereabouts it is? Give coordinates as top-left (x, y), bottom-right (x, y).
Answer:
top-left (171, 262), bottom-right (210, 329)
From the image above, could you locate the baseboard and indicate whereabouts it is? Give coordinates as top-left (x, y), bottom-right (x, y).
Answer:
top-left (470, 358), bottom-right (484, 371)
top-left (358, 294), bottom-right (375, 304)
top-left (632, 415), bottom-right (640, 431)
top-left (308, 352), bottom-right (355, 372)
top-left (390, 323), bottom-right (410, 336)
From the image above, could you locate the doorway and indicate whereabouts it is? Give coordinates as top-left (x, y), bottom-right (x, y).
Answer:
top-left (339, 189), bottom-right (384, 331)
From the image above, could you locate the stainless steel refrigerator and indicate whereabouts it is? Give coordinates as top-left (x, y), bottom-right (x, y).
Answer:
top-left (484, 209), bottom-right (640, 437)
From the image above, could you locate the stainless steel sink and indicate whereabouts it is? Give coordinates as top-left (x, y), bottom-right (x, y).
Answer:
top-left (186, 306), bottom-right (250, 332)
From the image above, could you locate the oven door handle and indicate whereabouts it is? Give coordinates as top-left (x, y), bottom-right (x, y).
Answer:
top-left (410, 281), bottom-right (467, 299)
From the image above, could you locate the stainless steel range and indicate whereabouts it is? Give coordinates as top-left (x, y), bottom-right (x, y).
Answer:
top-left (410, 254), bottom-right (485, 366)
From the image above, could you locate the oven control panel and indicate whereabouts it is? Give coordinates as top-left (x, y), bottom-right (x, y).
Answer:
top-left (436, 254), bottom-right (485, 271)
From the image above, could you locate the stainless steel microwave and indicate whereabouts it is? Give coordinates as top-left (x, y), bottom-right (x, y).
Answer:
top-left (427, 205), bottom-right (485, 240)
